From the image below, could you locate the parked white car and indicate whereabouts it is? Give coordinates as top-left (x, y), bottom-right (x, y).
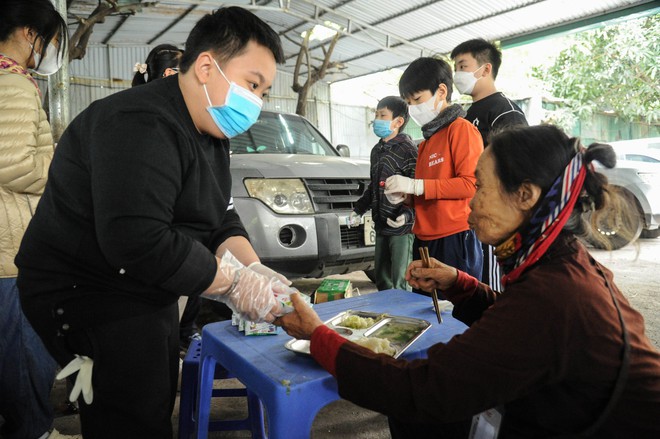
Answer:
top-left (588, 137), bottom-right (660, 248)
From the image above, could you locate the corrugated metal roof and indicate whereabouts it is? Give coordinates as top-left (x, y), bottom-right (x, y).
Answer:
top-left (66, 0), bottom-right (658, 83)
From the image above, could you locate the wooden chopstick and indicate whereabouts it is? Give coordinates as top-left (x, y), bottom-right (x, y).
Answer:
top-left (419, 247), bottom-right (443, 324)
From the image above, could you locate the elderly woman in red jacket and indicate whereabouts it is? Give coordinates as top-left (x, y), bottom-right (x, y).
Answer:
top-left (276, 124), bottom-right (660, 439)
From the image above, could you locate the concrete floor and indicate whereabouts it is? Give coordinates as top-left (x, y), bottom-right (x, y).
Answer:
top-left (52, 238), bottom-right (660, 437)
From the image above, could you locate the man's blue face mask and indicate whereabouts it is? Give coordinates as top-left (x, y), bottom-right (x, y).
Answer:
top-left (372, 119), bottom-right (394, 139)
top-left (203, 59), bottom-right (263, 138)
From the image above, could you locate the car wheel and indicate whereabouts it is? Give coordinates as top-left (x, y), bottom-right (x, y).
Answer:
top-left (641, 228), bottom-right (660, 239)
top-left (364, 269), bottom-right (376, 284)
top-left (586, 188), bottom-right (643, 250)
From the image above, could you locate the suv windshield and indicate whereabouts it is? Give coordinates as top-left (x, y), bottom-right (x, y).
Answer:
top-left (230, 112), bottom-right (338, 156)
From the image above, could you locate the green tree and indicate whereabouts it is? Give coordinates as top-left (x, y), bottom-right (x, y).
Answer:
top-left (532, 14), bottom-right (660, 126)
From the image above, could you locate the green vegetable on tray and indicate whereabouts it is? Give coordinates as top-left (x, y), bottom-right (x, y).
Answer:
top-left (371, 323), bottom-right (423, 345)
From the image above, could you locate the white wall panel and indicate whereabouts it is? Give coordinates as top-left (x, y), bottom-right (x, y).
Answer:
top-left (329, 104), bottom-right (375, 159)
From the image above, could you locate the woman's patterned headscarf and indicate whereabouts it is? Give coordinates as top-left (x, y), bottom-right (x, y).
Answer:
top-left (495, 147), bottom-right (587, 288)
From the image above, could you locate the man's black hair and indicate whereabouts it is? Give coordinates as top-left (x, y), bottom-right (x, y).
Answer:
top-left (179, 7), bottom-right (284, 73)
top-left (398, 57), bottom-right (453, 101)
top-left (450, 38), bottom-right (502, 79)
top-left (377, 96), bottom-right (409, 132)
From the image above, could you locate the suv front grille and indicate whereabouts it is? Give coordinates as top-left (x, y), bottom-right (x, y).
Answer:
top-left (304, 178), bottom-right (370, 213)
top-left (341, 224), bottom-right (364, 248)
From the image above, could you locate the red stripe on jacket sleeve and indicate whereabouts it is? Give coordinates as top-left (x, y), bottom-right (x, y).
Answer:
top-left (310, 325), bottom-right (348, 377)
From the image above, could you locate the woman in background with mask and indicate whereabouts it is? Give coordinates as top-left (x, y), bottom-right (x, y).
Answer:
top-left (0, 1), bottom-right (76, 439)
top-left (384, 57), bottom-right (484, 291)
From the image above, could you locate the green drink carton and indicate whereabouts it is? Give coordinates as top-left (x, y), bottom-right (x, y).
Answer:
top-left (314, 279), bottom-right (352, 303)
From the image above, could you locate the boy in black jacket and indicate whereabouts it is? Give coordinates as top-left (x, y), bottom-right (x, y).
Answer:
top-left (350, 96), bottom-right (417, 291)
top-left (451, 38), bottom-right (528, 292)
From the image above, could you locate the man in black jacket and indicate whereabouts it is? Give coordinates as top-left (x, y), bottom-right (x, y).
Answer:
top-left (451, 39), bottom-right (528, 292)
top-left (17, 7), bottom-right (288, 437)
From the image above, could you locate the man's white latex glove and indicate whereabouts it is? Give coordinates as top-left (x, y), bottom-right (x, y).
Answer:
top-left (222, 265), bottom-right (285, 322)
top-left (386, 214), bottom-right (406, 228)
top-left (347, 211), bottom-right (362, 228)
top-left (248, 262), bottom-right (291, 286)
top-left (202, 250), bottom-right (283, 322)
top-left (56, 355), bottom-right (94, 405)
top-left (385, 175), bottom-right (424, 197)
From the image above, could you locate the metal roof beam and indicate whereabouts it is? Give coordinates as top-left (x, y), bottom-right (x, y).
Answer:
top-left (291, 0), bottom-right (424, 48)
top-left (331, 0), bottom-right (659, 83)
top-left (147, 3), bottom-right (198, 45)
top-left (405, 0), bottom-right (547, 45)
top-left (278, 0), bottom-right (358, 35)
top-left (167, 0), bottom-right (428, 57)
top-left (285, 0), bottom-right (484, 61)
top-left (285, 0), bottom-right (544, 69)
top-left (278, 9), bottom-right (426, 62)
top-left (102, 13), bottom-right (130, 45)
top-left (283, 0), bottom-right (427, 56)
top-left (337, 0), bottom-right (546, 66)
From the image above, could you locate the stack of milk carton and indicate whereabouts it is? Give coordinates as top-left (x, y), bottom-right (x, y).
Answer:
top-left (232, 289), bottom-right (313, 336)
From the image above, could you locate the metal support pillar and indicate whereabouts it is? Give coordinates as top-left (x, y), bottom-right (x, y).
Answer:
top-left (47, 0), bottom-right (70, 143)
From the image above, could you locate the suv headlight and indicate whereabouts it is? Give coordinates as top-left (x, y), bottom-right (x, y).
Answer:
top-left (244, 178), bottom-right (314, 214)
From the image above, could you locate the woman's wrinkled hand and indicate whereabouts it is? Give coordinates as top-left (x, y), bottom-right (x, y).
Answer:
top-left (405, 257), bottom-right (458, 292)
top-left (273, 293), bottom-right (323, 340)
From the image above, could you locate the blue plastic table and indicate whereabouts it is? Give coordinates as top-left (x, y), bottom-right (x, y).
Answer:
top-left (195, 289), bottom-right (468, 439)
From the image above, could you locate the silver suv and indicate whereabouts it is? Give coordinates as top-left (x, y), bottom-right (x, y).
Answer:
top-left (230, 111), bottom-right (375, 278)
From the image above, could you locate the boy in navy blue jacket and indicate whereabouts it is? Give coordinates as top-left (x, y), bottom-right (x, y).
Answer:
top-left (350, 96), bottom-right (417, 291)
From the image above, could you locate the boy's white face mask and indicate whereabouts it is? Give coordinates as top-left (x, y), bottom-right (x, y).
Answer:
top-left (454, 64), bottom-right (485, 95)
top-left (408, 92), bottom-right (441, 127)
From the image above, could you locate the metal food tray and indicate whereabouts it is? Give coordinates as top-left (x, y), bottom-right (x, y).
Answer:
top-left (285, 310), bottom-right (431, 359)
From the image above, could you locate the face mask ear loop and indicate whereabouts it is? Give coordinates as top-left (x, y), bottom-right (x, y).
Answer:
top-left (475, 64), bottom-right (486, 78)
top-left (433, 87), bottom-right (443, 112)
top-left (28, 38), bottom-right (38, 61)
top-left (29, 36), bottom-right (48, 68)
top-left (202, 83), bottom-right (214, 107)
top-left (211, 57), bottom-right (231, 85)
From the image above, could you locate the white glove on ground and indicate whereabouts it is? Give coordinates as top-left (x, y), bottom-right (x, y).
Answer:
top-left (202, 250), bottom-right (283, 322)
top-left (385, 175), bottom-right (424, 196)
top-left (347, 211), bottom-right (362, 228)
top-left (56, 355), bottom-right (94, 405)
top-left (386, 214), bottom-right (406, 228)
top-left (248, 262), bottom-right (292, 286)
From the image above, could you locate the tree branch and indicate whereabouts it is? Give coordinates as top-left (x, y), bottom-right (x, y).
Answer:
top-left (290, 28), bottom-right (344, 115)
top-left (68, 1), bottom-right (150, 61)
top-left (316, 33), bottom-right (340, 79)
top-left (282, 33), bottom-right (302, 49)
top-left (292, 30), bottom-right (311, 93)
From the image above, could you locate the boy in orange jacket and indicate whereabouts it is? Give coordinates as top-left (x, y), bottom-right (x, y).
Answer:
top-left (385, 57), bottom-right (484, 294)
